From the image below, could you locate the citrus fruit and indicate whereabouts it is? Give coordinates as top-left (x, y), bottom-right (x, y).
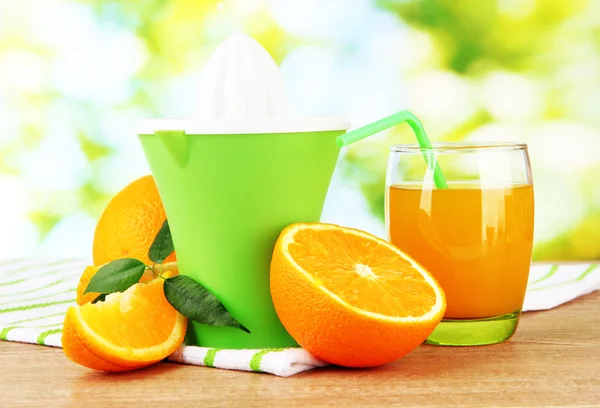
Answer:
top-left (270, 223), bottom-right (446, 367)
top-left (92, 175), bottom-right (176, 266)
top-left (63, 273), bottom-right (186, 372)
top-left (75, 262), bottom-right (179, 305)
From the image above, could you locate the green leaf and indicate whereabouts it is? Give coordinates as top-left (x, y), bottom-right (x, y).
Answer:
top-left (84, 258), bottom-right (146, 294)
top-left (163, 275), bottom-right (250, 333)
top-left (92, 293), bottom-right (107, 304)
top-left (148, 220), bottom-right (174, 264)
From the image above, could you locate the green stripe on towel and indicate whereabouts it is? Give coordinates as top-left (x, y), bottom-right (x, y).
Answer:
top-left (0, 259), bottom-right (80, 278)
top-left (576, 264), bottom-right (598, 281)
top-left (8, 312), bottom-right (67, 326)
top-left (0, 287), bottom-right (75, 307)
top-left (0, 326), bottom-right (14, 340)
top-left (529, 265), bottom-right (598, 292)
top-left (530, 265), bottom-right (559, 284)
top-left (37, 328), bottom-right (62, 345)
top-left (9, 279), bottom-right (69, 297)
top-left (0, 299), bottom-right (73, 314)
top-left (0, 323), bottom-right (63, 342)
top-left (0, 267), bottom-right (79, 286)
top-left (250, 349), bottom-right (285, 372)
top-left (0, 259), bottom-right (27, 267)
top-left (0, 278), bottom-right (27, 287)
top-left (204, 349), bottom-right (220, 367)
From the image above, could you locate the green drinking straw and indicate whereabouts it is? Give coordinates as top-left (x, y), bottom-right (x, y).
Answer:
top-left (336, 110), bottom-right (448, 189)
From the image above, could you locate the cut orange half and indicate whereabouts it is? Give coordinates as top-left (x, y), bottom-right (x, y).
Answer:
top-left (270, 223), bottom-right (446, 367)
top-left (63, 274), bottom-right (186, 372)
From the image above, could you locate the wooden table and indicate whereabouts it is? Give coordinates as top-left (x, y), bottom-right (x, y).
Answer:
top-left (1, 292), bottom-right (599, 408)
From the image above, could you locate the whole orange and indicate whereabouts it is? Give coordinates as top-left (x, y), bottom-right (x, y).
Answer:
top-left (92, 175), bottom-right (176, 266)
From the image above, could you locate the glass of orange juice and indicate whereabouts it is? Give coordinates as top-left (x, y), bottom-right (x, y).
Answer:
top-left (386, 142), bottom-right (534, 346)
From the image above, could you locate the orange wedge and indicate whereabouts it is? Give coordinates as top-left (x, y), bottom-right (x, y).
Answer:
top-left (270, 223), bottom-right (446, 367)
top-left (63, 274), bottom-right (186, 372)
top-left (75, 262), bottom-right (179, 305)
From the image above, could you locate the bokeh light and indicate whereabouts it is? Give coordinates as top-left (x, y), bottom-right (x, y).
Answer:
top-left (0, 0), bottom-right (598, 260)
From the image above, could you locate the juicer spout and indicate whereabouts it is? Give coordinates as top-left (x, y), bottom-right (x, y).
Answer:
top-left (155, 130), bottom-right (189, 168)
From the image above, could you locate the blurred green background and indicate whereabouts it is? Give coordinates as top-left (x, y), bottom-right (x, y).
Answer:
top-left (0, 0), bottom-right (598, 260)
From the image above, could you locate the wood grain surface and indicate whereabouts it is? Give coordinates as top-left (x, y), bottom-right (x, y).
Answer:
top-left (1, 291), bottom-right (599, 408)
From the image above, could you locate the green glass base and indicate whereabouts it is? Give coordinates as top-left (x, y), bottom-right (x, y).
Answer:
top-left (425, 311), bottom-right (521, 346)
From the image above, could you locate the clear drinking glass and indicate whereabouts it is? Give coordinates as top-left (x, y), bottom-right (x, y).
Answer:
top-left (386, 142), bottom-right (534, 346)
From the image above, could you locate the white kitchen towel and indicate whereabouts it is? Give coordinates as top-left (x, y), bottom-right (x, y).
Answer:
top-left (0, 259), bottom-right (598, 376)
top-left (167, 345), bottom-right (327, 377)
top-left (0, 258), bottom-right (326, 376)
top-left (522, 263), bottom-right (599, 311)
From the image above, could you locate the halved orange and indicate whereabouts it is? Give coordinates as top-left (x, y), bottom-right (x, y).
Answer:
top-left (270, 223), bottom-right (446, 367)
top-left (75, 262), bottom-right (179, 305)
top-left (63, 273), bottom-right (186, 372)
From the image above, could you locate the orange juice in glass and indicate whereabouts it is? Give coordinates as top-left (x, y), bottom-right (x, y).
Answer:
top-left (386, 143), bottom-right (534, 346)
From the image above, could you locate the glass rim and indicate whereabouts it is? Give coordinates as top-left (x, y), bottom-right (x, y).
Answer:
top-left (390, 142), bottom-right (527, 153)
